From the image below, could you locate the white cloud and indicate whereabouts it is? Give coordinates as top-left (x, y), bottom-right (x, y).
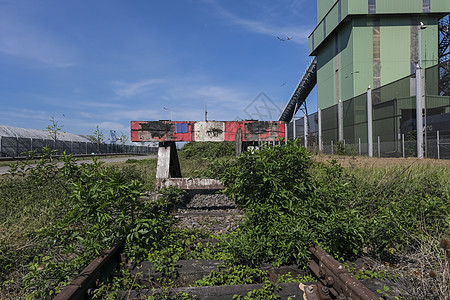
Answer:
top-left (96, 122), bottom-right (130, 134)
top-left (189, 85), bottom-right (250, 106)
top-left (79, 112), bottom-right (95, 119)
top-left (79, 108), bottom-right (160, 123)
top-left (0, 14), bottom-right (76, 67)
top-left (163, 83), bottom-right (261, 121)
top-left (112, 79), bottom-right (167, 97)
top-left (107, 109), bottom-right (160, 121)
top-left (203, 0), bottom-right (312, 45)
top-left (108, 73), bottom-right (254, 119)
top-left (76, 101), bottom-right (125, 109)
top-left (0, 108), bottom-right (50, 121)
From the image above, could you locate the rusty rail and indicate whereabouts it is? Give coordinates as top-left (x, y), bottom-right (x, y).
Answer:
top-left (54, 240), bottom-right (124, 300)
top-left (54, 240), bottom-right (378, 299)
top-left (307, 245), bottom-right (378, 300)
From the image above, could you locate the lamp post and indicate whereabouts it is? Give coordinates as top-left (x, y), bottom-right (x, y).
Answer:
top-left (419, 22), bottom-right (427, 158)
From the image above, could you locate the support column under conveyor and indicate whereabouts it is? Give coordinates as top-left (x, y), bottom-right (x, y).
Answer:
top-left (279, 57), bottom-right (317, 123)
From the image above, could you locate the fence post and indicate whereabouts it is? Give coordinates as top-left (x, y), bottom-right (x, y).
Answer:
top-left (318, 108), bottom-right (323, 152)
top-left (377, 136), bottom-right (381, 157)
top-left (437, 131), bottom-right (440, 160)
top-left (367, 86), bottom-right (373, 157)
top-left (402, 134), bottom-right (405, 158)
top-left (304, 115), bottom-right (308, 149)
top-left (415, 64), bottom-right (424, 158)
top-left (293, 117), bottom-right (296, 141)
top-left (0, 136), bottom-right (2, 157)
top-left (284, 122), bottom-right (288, 144)
top-left (338, 100), bottom-right (343, 141)
top-left (331, 140), bottom-right (334, 155)
top-left (358, 138), bottom-right (361, 156)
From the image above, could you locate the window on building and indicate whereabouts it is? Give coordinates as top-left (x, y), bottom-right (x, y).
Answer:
top-left (368, 0), bottom-right (376, 14)
top-left (423, 0), bottom-right (430, 12)
top-left (323, 18), bottom-right (327, 39)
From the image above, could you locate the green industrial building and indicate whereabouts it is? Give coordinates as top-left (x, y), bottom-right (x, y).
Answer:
top-left (312, 0), bottom-right (448, 106)
top-left (281, 0), bottom-right (450, 158)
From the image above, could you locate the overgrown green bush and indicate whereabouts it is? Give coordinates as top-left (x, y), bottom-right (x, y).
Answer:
top-left (180, 142), bottom-right (234, 160)
top-left (232, 281), bottom-right (281, 300)
top-left (195, 265), bottom-right (267, 286)
top-left (208, 141), bottom-right (450, 267)
top-left (0, 148), bottom-right (183, 299)
top-left (333, 140), bottom-right (357, 156)
top-left (208, 141), bottom-right (364, 266)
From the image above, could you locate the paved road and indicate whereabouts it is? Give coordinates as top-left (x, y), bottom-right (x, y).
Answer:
top-left (0, 155), bottom-right (157, 175)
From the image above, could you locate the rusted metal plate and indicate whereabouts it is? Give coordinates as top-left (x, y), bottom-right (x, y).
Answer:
top-left (155, 178), bottom-right (224, 190)
top-left (242, 121), bottom-right (283, 141)
top-left (308, 245), bottom-right (378, 300)
top-left (131, 121), bottom-right (195, 142)
top-left (131, 121), bottom-right (285, 142)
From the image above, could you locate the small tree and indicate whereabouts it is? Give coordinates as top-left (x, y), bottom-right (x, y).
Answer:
top-left (117, 132), bottom-right (129, 146)
top-left (46, 117), bottom-right (65, 142)
top-left (90, 126), bottom-right (104, 144)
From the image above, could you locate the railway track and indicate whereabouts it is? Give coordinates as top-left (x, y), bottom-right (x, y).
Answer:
top-left (54, 191), bottom-right (383, 300)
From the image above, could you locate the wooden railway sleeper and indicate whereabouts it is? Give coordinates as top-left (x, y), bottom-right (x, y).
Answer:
top-left (55, 243), bottom-right (379, 299)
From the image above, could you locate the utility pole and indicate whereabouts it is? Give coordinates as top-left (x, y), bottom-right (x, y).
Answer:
top-left (367, 86), bottom-right (373, 157)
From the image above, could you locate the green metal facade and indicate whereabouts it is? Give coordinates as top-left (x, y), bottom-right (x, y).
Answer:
top-left (311, 0), bottom-right (449, 111)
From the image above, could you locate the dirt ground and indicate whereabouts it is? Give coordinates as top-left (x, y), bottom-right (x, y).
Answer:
top-left (313, 154), bottom-right (450, 168)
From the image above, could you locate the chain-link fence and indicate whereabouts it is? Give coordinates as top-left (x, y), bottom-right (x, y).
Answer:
top-left (0, 137), bottom-right (157, 158)
top-left (286, 69), bottom-right (450, 159)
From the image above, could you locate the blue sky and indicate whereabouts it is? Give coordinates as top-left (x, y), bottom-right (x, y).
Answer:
top-left (0, 0), bottom-right (317, 142)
